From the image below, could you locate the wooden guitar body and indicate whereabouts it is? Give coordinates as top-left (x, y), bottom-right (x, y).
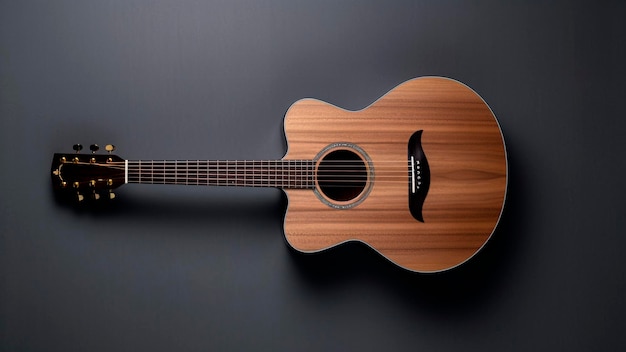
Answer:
top-left (281, 77), bottom-right (507, 272)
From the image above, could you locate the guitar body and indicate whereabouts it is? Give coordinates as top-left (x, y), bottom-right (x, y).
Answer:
top-left (282, 77), bottom-right (507, 272)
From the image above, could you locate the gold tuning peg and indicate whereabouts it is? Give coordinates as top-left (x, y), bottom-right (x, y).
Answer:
top-left (105, 144), bottom-right (116, 153)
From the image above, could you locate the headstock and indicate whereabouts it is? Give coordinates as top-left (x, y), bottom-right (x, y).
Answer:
top-left (51, 144), bottom-right (125, 202)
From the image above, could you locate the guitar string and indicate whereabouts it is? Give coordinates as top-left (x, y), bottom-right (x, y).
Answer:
top-left (91, 179), bottom-right (405, 188)
top-left (81, 162), bottom-right (420, 181)
top-left (89, 160), bottom-right (420, 168)
top-left (82, 178), bottom-right (417, 187)
top-left (73, 161), bottom-right (424, 186)
top-left (98, 172), bottom-right (416, 181)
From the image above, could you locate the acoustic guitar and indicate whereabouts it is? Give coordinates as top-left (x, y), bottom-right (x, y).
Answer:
top-left (51, 77), bottom-right (507, 272)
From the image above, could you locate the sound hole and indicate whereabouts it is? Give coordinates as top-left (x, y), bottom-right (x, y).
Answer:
top-left (317, 149), bottom-right (367, 202)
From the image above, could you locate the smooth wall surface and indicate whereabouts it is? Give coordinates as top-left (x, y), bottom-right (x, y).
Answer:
top-left (1, 1), bottom-right (625, 351)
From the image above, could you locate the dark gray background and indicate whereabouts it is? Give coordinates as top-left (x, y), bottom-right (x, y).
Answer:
top-left (1, 1), bottom-right (625, 351)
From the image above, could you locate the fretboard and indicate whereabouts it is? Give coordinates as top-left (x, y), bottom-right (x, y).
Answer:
top-left (127, 160), bottom-right (316, 189)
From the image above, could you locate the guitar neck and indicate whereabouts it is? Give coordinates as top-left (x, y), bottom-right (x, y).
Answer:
top-left (126, 160), bottom-right (316, 189)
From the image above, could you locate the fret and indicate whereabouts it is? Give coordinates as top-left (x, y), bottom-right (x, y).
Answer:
top-left (191, 160), bottom-right (194, 185)
top-left (161, 161), bottom-right (170, 184)
top-left (216, 161), bottom-right (222, 186)
top-left (205, 161), bottom-right (210, 186)
top-left (298, 160), bottom-right (302, 188)
top-left (199, 160), bottom-right (202, 186)
top-left (242, 161), bottom-right (246, 186)
top-left (306, 159), bottom-right (311, 186)
top-left (265, 160), bottom-right (269, 187)
top-left (288, 160), bottom-right (293, 188)
top-left (292, 160), bottom-right (296, 188)
top-left (152, 161), bottom-right (158, 183)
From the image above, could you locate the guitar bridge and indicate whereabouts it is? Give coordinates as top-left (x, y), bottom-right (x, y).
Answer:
top-left (408, 130), bottom-right (430, 222)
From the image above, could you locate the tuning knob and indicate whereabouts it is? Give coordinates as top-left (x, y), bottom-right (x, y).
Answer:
top-left (105, 144), bottom-right (116, 153)
top-left (90, 144), bottom-right (99, 153)
top-left (73, 144), bottom-right (83, 153)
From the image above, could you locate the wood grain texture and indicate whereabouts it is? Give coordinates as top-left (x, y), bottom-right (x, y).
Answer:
top-left (281, 77), bottom-right (507, 272)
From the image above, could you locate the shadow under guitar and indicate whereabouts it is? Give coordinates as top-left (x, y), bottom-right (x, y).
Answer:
top-left (286, 140), bottom-right (527, 318)
top-left (50, 142), bottom-right (525, 318)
